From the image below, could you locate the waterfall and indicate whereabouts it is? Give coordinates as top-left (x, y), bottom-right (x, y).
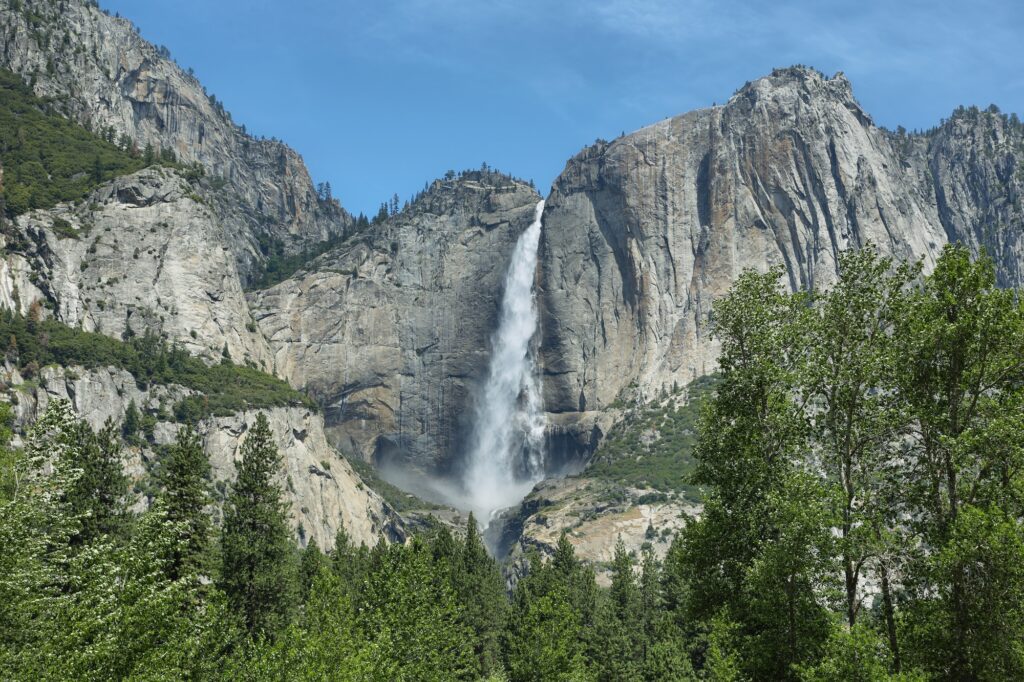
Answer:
top-left (462, 200), bottom-right (547, 525)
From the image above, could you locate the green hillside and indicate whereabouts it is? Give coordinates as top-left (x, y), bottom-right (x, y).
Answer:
top-left (0, 67), bottom-right (169, 216)
top-left (0, 310), bottom-right (314, 424)
top-left (585, 374), bottom-right (718, 500)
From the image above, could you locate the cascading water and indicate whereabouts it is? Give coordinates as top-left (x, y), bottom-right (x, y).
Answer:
top-left (462, 200), bottom-right (547, 526)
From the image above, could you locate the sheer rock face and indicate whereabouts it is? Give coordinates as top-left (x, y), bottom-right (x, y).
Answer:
top-left (250, 176), bottom-right (542, 474)
top-left (1, 168), bottom-right (273, 367)
top-left (6, 363), bottom-right (403, 548)
top-left (0, 0), bottom-right (350, 280)
top-left (538, 68), bottom-right (1024, 452)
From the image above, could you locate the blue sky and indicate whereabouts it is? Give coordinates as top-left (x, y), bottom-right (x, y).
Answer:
top-left (104, 0), bottom-right (1023, 217)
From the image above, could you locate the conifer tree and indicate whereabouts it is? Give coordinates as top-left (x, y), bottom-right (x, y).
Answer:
top-left (163, 425), bottom-right (211, 580)
top-left (592, 539), bottom-right (643, 681)
top-left (458, 512), bottom-right (507, 675)
top-left (429, 521), bottom-right (460, 572)
top-left (63, 417), bottom-right (127, 546)
top-left (504, 551), bottom-right (591, 682)
top-left (220, 413), bottom-right (297, 639)
top-left (122, 399), bottom-right (141, 443)
top-left (299, 538), bottom-right (327, 602)
top-left (551, 532), bottom-right (598, 631)
top-left (331, 526), bottom-right (370, 598)
top-left (358, 539), bottom-right (475, 679)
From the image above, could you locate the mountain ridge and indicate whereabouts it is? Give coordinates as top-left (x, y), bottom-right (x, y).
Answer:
top-left (0, 0), bottom-right (351, 282)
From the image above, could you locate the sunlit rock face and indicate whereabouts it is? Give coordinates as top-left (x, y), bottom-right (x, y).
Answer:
top-left (2, 168), bottom-right (273, 368)
top-left (7, 364), bottom-right (403, 549)
top-left (250, 174), bottom-right (543, 477)
top-left (537, 67), bottom-right (1024, 451)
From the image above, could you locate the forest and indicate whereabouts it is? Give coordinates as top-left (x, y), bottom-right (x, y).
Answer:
top-left (1, 243), bottom-right (1022, 681)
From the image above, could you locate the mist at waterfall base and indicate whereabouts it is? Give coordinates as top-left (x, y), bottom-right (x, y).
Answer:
top-left (377, 201), bottom-right (548, 529)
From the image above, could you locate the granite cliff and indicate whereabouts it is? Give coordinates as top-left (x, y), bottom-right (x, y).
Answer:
top-left (250, 171), bottom-right (542, 478)
top-left (0, 0), bottom-right (351, 281)
top-left (0, 0), bottom-right (390, 548)
top-left (537, 67), bottom-right (1024, 458)
top-left (246, 67), bottom-right (1023, 504)
top-left (3, 362), bottom-right (402, 547)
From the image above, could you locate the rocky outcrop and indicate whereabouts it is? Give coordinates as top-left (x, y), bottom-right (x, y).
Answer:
top-left (1, 168), bottom-right (273, 367)
top-left (204, 407), bottom-right (404, 548)
top-left (0, 0), bottom-right (350, 279)
top-left (3, 363), bottom-right (402, 548)
top-left (538, 67), bottom-right (1024, 451)
top-left (250, 173), bottom-right (541, 474)
top-left (493, 477), bottom-right (696, 585)
top-left (922, 107), bottom-right (1024, 286)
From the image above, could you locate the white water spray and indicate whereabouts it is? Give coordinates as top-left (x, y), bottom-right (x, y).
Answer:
top-left (462, 200), bottom-right (547, 525)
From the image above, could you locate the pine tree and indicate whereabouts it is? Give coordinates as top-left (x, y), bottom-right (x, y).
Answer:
top-left (504, 552), bottom-right (591, 682)
top-left (299, 538), bottom-right (327, 602)
top-left (220, 413), bottom-right (297, 639)
top-left (122, 399), bottom-right (141, 444)
top-left (331, 526), bottom-right (370, 598)
top-left (358, 539), bottom-right (475, 679)
top-left (0, 401), bottom-right (82, 665)
top-left (0, 403), bottom-right (17, 504)
top-left (163, 425), bottom-right (211, 580)
top-left (63, 417), bottom-right (127, 546)
top-left (551, 532), bottom-right (598, 631)
top-left (457, 513), bottom-right (507, 675)
top-left (592, 539), bottom-right (643, 681)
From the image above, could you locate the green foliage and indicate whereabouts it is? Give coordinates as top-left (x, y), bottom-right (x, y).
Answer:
top-left (670, 245), bottom-right (1024, 680)
top-left (0, 401), bottom-right (82, 672)
top-left (220, 413), bottom-right (298, 639)
top-left (162, 425), bottom-right (212, 580)
top-left (0, 402), bottom-right (17, 503)
top-left (121, 398), bottom-right (141, 443)
top-left (224, 569), bottom-right (376, 680)
top-left (0, 401), bottom-right (238, 680)
top-left (585, 374), bottom-right (718, 498)
top-left (800, 247), bottom-right (917, 630)
top-left (504, 537), bottom-right (597, 682)
top-left (0, 310), bottom-right (314, 422)
top-left (890, 245), bottom-right (1024, 679)
top-left (298, 537), bottom-right (328, 601)
top-left (248, 223), bottom-right (362, 290)
top-left (505, 561), bottom-right (593, 682)
top-left (0, 67), bottom-right (158, 216)
top-left (796, 623), bottom-right (923, 682)
top-left (357, 538), bottom-right (477, 680)
top-left (591, 539), bottom-right (643, 680)
top-left (457, 513), bottom-right (508, 675)
top-left (60, 416), bottom-right (128, 546)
